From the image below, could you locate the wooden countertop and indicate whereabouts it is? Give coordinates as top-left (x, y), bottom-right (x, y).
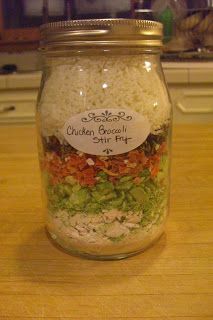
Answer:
top-left (0, 124), bottom-right (212, 319)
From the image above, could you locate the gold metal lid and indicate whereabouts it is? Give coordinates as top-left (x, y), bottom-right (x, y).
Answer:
top-left (40, 19), bottom-right (163, 50)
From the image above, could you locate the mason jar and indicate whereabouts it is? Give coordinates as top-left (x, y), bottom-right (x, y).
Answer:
top-left (37, 19), bottom-right (172, 260)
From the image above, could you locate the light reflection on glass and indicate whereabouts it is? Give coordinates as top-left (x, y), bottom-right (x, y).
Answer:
top-left (144, 61), bottom-right (152, 72)
top-left (153, 102), bottom-right (158, 108)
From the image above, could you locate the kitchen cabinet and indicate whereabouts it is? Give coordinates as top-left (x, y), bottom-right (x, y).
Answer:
top-left (0, 1), bottom-right (136, 52)
top-left (164, 62), bottom-right (213, 123)
top-left (0, 0), bottom-right (132, 52)
top-left (0, 72), bottom-right (40, 123)
top-left (0, 0), bottom-right (40, 51)
top-left (0, 0), bottom-right (74, 52)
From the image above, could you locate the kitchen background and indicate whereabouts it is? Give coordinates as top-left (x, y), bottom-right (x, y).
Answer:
top-left (0, 0), bottom-right (212, 124)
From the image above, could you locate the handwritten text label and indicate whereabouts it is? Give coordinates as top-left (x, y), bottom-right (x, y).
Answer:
top-left (62, 109), bottom-right (150, 156)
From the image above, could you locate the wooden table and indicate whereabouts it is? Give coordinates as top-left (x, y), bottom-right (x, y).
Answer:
top-left (0, 124), bottom-right (212, 320)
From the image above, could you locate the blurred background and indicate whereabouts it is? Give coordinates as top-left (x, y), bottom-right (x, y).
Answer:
top-left (0, 0), bottom-right (212, 124)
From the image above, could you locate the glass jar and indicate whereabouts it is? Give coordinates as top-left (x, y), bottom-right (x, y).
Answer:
top-left (37, 19), bottom-right (172, 260)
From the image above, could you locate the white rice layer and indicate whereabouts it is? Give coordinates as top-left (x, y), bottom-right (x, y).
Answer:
top-left (39, 54), bottom-right (171, 138)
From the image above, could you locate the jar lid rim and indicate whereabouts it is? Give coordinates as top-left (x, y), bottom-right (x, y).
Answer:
top-left (40, 19), bottom-right (163, 50)
top-left (41, 19), bottom-right (162, 31)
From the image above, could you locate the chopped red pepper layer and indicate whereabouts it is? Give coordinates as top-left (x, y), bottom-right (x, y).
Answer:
top-left (43, 140), bottom-right (167, 187)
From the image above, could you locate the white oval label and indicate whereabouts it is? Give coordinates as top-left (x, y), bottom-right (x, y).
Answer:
top-left (62, 109), bottom-right (150, 156)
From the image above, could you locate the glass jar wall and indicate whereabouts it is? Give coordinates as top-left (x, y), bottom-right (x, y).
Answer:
top-left (37, 19), bottom-right (172, 260)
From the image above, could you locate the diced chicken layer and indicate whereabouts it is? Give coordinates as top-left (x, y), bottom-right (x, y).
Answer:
top-left (50, 208), bottom-right (146, 244)
top-left (105, 221), bottom-right (129, 238)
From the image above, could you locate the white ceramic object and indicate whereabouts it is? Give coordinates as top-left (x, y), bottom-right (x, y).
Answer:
top-left (23, 0), bottom-right (64, 17)
top-left (75, 0), bottom-right (130, 14)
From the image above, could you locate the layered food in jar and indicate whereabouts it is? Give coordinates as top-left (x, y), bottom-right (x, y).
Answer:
top-left (37, 52), bottom-right (171, 258)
